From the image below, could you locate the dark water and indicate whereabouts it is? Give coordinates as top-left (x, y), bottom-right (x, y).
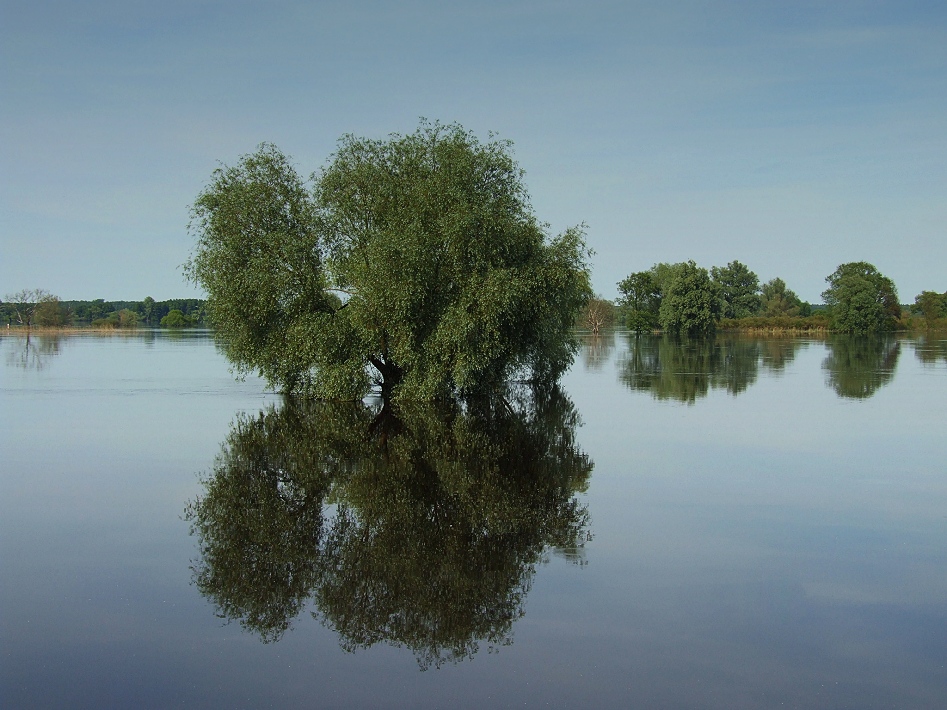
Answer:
top-left (2, 331), bottom-right (945, 709)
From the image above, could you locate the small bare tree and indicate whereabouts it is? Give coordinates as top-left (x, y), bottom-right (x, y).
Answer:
top-left (4, 289), bottom-right (55, 328)
top-left (584, 297), bottom-right (614, 334)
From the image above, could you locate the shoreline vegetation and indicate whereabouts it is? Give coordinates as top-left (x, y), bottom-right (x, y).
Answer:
top-left (6, 313), bottom-right (946, 336)
top-left (1, 325), bottom-right (212, 335)
top-left (577, 316), bottom-right (947, 335)
top-left (0, 295), bottom-right (206, 331)
top-left (3, 295), bottom-right (945, 337)
top-left (4, 268), bottom-right (945, 342)
top-left (579, 260), bottom-right (945, 336)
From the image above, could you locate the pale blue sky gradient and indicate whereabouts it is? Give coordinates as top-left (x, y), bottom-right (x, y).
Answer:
top-left (2, 1), bottom-right (945, 302)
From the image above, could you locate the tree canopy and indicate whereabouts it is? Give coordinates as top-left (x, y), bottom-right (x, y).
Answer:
top-left (616, 270), bottom-right (662, 331)
top-left (912, 290), bottom-right (946, 330)
top-left (186, 122), bottom-right (592, 401)
top-left (658, 261), bottom-right (722, 337)
top-left (760, 277), bottom-right (805, 317)
top-left (617, 261), bottom-right (814, 334)
top-left (4, 289), bottom-right (57, 328)
top-left (711, 260), bottom-right (761, 319)
top-left (821, 262), bottom-right (899, 334)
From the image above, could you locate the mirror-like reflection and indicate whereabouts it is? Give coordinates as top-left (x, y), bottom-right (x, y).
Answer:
top-left (914, 335), bottom-right (947, 366)
top-left (186, 387), bottom-right (593, 668)
top-left (822, 336), bottom-right (901, 399)
top-left (618, 334), bottom-right (909, 402)
top-left (579, 331), bottom-right (616, 371)
top-left (3, 333), bottom-right (65, 370)
top-left (757, 336), bottom-right (803, 373)
top-left (617, 334), bottom-right (806, 404)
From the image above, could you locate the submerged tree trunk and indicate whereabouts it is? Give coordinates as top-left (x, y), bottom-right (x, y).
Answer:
top-left (368, 356), bottom-right (404, 400)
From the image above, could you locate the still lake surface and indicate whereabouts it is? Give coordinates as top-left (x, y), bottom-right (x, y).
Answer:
top-left (1, 330), bottom-right (945, 709)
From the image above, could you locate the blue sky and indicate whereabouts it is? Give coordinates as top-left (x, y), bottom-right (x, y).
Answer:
top-left (2, 0), bottom-right (945, 302)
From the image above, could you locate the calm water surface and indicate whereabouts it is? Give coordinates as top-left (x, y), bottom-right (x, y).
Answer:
top-left (1, 330), bottom-right (945, 709)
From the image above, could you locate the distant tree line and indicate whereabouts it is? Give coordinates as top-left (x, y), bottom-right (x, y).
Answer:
top-left (0, 292), bottom-right (207, 328)
top-left (615, 260), bottom-right (945, 337)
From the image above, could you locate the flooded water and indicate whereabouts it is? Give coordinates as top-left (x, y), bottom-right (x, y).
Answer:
top-left (2, 330), bottom-right (945, 708)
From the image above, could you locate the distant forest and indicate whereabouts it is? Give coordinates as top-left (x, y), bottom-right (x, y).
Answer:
top-left (0, 296), bottom-right (206, 328)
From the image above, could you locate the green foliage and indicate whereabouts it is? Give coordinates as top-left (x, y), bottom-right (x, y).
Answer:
top-left (62, 298), bottom-right (205, 326)
top-left (160, 309), bottom-right (190, 328)
top-left (822, 262), bottom-right (899, 334)
top-left (186, 143), bottom-right (331, 391)
top-left (717, 313), bottom-right (830, 332)
top-left (913, 290), bottom-right (946, 330)
top-left (141, 296), bottom-right (156, 325)
top-left (34, 296), bottom-right (72, 327)
top-left (711, 260), bottom-right (761, 318)
top-left (649, 262), bottom-right (686, 294)
top-left (4, 288), bottom-right (57, 328)
top-left (83, 298), bottom-right (110, 323)
top-left (93, 308), bottom-right (140, 329)
top-left (0, 302), bottom-right (13, 326)
top-left (616, 270), bottom-right (662, 331)
top-left (658, 261), bottom-right (722, 337)
top-left (185, 386), bottom-right (592, 666)
top-left (116, 309), bottom-right (139, 328)
top-left (187, 122), bottom-right (591, 400)
top-left (760, 277), bottom-right (804, 317)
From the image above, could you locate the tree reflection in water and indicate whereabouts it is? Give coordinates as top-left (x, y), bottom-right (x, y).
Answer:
top-left (620, 334), bottom-right (903, 402)
top-left (4, 333), bottom-right (65, 370)
top-left (823, 336), bottom-right (901, 399)
top-left (186, 386), bottom-right (593, 668)
top-left (757, 337), bottom-right (802, 373)
top-left (914, 335), bottom-right (947, 366)
top-left (579, 331), bottom-right (615, 372)
top-left (618, 334), bottom-right (803, 404)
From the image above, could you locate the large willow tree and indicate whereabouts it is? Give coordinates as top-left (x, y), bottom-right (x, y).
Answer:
top-left (186, 122), bottom-right (592, 400)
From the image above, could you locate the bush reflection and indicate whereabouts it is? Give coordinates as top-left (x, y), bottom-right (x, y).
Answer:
top-left (914, 335), bottom-right (947, 366)
top-left (186, 387), bottom-right (593, 668)
top-left (822, 336), bottom-right (900, 399)
top-left (615, 334), bottom-right (905, 402)
top-left (4, 333), bottom-right (65, 370)
top-left (617, 334), bottom-right (804, 403)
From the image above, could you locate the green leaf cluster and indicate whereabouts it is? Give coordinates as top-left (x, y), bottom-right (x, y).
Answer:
top-left (619, 260), bottom-right (796, 333)
top-left (912, 290), bottom-right (947, 330)
top-left (658, 260), bottom-right (722, 337)
top-left (616, 270), bottom-right (662, 331)
top-left (760, 277), bottom-right (807, 317)
top-left (187, 123), bottom-right (591, 400)
top-left (821, 262), bottom-right (899, 335)
top-left (711, 260), bottom-right (761, 319)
